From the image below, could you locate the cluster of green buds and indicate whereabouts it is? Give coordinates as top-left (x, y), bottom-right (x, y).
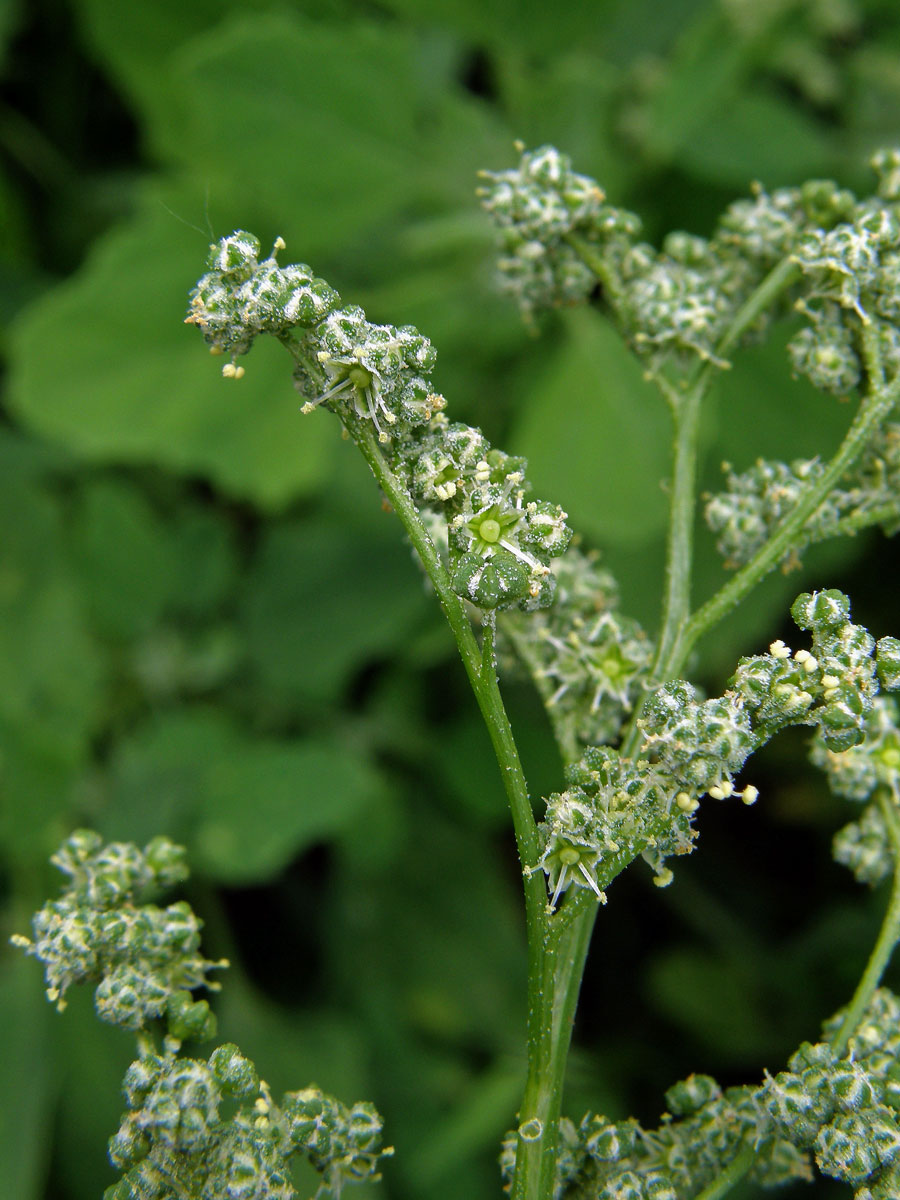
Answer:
top-left (731, 590), bottom-right (889, 752)
top-left (11, 829), bottom-right (221, 1035)
top-left (477, 143), bottom-right (612, 320)
top-left (500, 546), bottom-right (653, 749)
top-left (186, 232), bottom-right (340, 359)
top-left (106, 1043), bottom-right (389, 1200)
top-left (535, 744), bottom-right (696, 908)
top-left (531, 590), bottom-right (897, 908)
top-left (503, 989), bottom-right (900, 1198)
top-left (14, 835), bottom-right (390, 1200)
top-left (396, 414), bottom-right (572, 610)
top-left (706, 424), bottom-right (900, 570)
top-left (812, 689), bottom-right (900, 887)
top-left (188, 237), bottom-right (572, 610)
top-left (761, 989), bottom-right (900, 1193)
top-left (481, 143), bottom-right (900, 390)
top-left (187, 234), bottom-right (444, 442)
top-left (638, 682), bottom-right (757, 804)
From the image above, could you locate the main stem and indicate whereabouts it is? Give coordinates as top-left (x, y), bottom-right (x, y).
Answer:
top-left (346, 418), bottom-right (567, 1198)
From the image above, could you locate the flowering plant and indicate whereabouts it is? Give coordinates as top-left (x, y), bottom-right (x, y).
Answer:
top-left (15, 143), bottom-right (900, 1200)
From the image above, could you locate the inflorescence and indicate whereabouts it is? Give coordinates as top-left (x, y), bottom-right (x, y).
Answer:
top-left (533, 590), bottom-right (900, 907)
top-left (187, 233), bottom-right (573, 611)
top-left (478, 143), bottom-right (900, 393)
top-left (13, 833), bottom-right (390, 1200)
top-left (11, 829), bottom-right (221, 1034)
top-left (178, 146), bottom-right (900, 1198)
top-left (502, 989), bottom-right (900, 1199)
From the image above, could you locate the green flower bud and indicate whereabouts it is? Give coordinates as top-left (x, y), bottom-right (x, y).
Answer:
top-left (209, 1044), bottom-right (260, 1100)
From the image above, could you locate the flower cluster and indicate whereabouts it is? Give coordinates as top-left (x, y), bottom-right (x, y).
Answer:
top-left (705, 424), bottom-right (900, 570)
top-left (730, 590), bottom-right (883, 752)
top-left (638, 682), bottom-right (757, 802)
top-left (533, 590), bottom-right (895, 909)
top-left (105, 1043), bottom-right (390, 1200)
top-left (535, 744), bottom-right (696, 907)
top-left (500, 546), bottom-right (653, 750)
top-left (501, 990), bottom-right (900, 1198)
top-left (189, 239), bottom-right (572, 609)
top-left (188, 234), bottom-right (443, 442)
top-left (186, 232), bottom-right (340, 357)
top-left (762, 990), bottom-right (900, 1192)
top-left (482, 144), bottom-right (900, 391)
top-left (11, 829), bottom-right (221, 1035)
top-left (477, 143), bottom-right (612, 320)
top-left (396, 414), bottom-right (572, 610)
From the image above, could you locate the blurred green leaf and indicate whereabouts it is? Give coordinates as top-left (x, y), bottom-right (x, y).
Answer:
top-left (68, 0), bottom-right (256, 151)
top-left (0, 958), bottom-right (55, 1200)
top-left (511, 308), bottom-right (670, 547)
top-left (241, 516), bottom-right (430, 704)
top-left (170, 14), bottom-right (431, 254)
top-left (7, 197), bottom-right (337, 507)
top-left (105, 708), bottom-right (387, 883)
top-left (0, 460), bottom-right (104, 803)
top-left (167, 504), bottom-right (238, 619)
top-left (634, 5), bottom-right (769, 164)
top-left (681, 88), bottom-right (833, 186)
top-left (195, 735), bottom-right (386, 883)
top-left (70, 478), bottom-right (176, 640)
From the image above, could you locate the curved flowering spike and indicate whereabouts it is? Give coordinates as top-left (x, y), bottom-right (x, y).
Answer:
top-left (11, 832), bottom-right (223, 1034)
top-left (187, 233), bottom-right (340, 364)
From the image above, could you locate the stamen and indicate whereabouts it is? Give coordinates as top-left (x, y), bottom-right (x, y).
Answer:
top-left (550, 864), bottom-right (568, 909)
top-left (578, 861), bottom-right (604, 899)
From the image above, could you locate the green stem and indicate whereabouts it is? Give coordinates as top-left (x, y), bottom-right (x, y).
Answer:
top-left (649, 260), bottom-right (803, 676)
top-left (513, 902), bottom-right (598, 1200)
top-left (667, 362), bottom-right (900, 680)
top-left (830, 788), bottom-right (900, 1057)
top-left (647, 380), bottom-right (704, 699)
top-left (347, 417), bottom-right (541, 877)
top-left (693, 1144), bottom-right (756, 1200)
top-left (347, 417), bottom-right (569, 1198)
top-left (618, 260), bottom-right (801, 757)
top-left (563, 230), bottom-right (625, 311)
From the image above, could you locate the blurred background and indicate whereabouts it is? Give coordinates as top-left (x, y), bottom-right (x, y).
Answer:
top-left (2, 0), bottom-right (900, 1196)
